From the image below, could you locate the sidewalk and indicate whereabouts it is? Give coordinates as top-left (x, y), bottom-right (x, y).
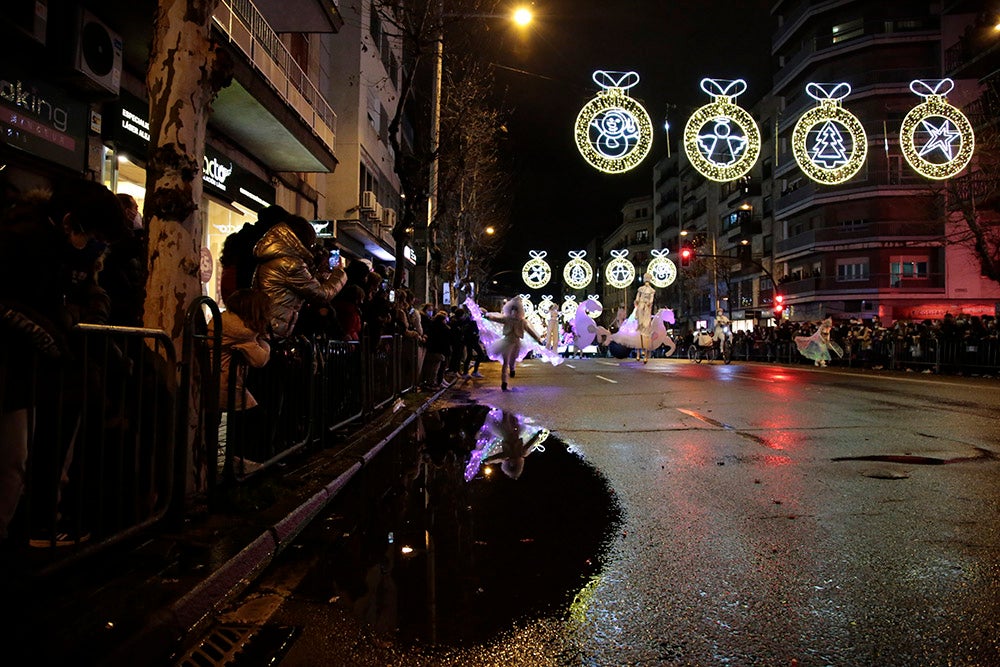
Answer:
top-left (5, 382), bottom-right (456, 665)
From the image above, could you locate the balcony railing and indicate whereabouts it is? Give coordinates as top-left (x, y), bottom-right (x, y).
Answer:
top-left (774, 169), bottom-right (930, 213)
top-left (776, 220), bottom-right (943, 255)
top-left (779, 272), bottom-right (945, 294)
top-left (213, 0), bottom-right (337, 154)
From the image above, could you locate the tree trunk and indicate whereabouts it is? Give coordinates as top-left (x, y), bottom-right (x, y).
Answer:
top-left (144, 0), bottom-right (229, 502)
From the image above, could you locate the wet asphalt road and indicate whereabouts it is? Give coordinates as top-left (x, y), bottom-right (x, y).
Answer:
top-left (214, 359), bottom-right (1000, 666)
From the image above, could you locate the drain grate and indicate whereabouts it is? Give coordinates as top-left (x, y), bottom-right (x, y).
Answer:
top-left (175, 624), bottom-right (300, 666)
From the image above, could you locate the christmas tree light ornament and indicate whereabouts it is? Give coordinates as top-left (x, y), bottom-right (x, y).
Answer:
top-left (522, 250), bottom-right (551, 289)
top-left (575, 71), bottom-right (654, 174)
top-left (900, 79), bottom-right (974, 180)
top-left (604, 249), bottom-right (636, 289)
top-left (684, 78), bottom-right (760, 182)
top-left (563, 250), bottom-right (594, 289)
top-left (792, 83), bottom-right (868, 185)
top-left (646, 249), bottom-right (678, 288)
top-left (585, 294), bottom-right (604, 319)
top-left (560, 295), bottom-right (579, 321)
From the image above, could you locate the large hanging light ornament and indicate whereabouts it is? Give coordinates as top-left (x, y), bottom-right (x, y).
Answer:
top-left (645, 248), bottom-right (677, 288)
top-left (560, 295), bottom-right (579, 321)
top-left (684, 78), bottom-right (761, 182)
top-left (900, 79), bottom-right (974, 180)
top-left (585, 294), bottom-right (604, 319)
top-left (522, 250), bottom-right (551, 289)
top-left (563, 250), bottom-right (594, 289)
top-left (574, 71), bottom-right (654, 174)
top-left (792, 82), bottom-right (868, 185)
top-left (604, 249), bottom-right (636, 289)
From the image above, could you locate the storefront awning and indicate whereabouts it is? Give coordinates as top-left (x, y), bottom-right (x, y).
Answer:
top-left (331, 219), bottom-right (396, 263)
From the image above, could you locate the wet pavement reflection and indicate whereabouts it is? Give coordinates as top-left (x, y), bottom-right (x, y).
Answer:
top-left (299, 405), bottom-right (622, 648)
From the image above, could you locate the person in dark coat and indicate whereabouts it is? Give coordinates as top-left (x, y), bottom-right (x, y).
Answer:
top-left (219, 205), bottom-right (290, 304)
top-left (420, 310), bottom-right (451, 389)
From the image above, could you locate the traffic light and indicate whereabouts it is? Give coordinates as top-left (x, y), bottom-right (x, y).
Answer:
top-left (773, 294), bottom-right (784, 317)
top-left (680, 247), bottom-right (693, 268)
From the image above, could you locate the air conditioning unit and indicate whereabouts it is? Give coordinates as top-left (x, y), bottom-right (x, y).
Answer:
top-left (72, 9), bottom-right (122, 95)
top-left (360, 190), bottom-right (377, 212)
top-left (383, 208), bottom-right (396, 229)
top-left (372, 202), bottom-right (383, 222)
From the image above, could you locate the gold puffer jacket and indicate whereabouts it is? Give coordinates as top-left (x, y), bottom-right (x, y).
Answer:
top-left (253, 222), bottom-right (346, 338)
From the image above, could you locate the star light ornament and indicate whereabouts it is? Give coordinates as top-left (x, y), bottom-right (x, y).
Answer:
top-left (792, 83), bottom-right (868, 185)
top-left (560, 295), bottom-right (579, 321)
top-left (684, 78), bottom-right (761, 182)
top-left (645, 249), bottom-right (677, 288)
top-left (604, 249), bottom-right (636, 289)
top-left (575, 71), bottom-right (654, 174)
top-left (563, 250), bottom-right (594, 289)
top-left (522, 250), bottom-right (551, 289)
top-left (900, 79), bottom-right (974, 180)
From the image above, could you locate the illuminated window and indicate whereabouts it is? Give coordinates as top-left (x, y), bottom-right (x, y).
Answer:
top-left (831, 18), bottom-right (863, 44)
top-left (890, 257), bottom-right (929, 286)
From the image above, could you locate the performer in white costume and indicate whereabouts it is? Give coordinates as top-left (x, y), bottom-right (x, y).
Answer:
top-left (465, 297), bottom-right (562, 391)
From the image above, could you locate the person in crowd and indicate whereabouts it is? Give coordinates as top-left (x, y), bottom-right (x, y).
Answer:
top-left (116, 193), bottom-right (143, 233)
top-left (421, 310), bottom-right (451, 390)
top-left (331, 284), bottom-right (365, 342)
top-left (219, 205), bottom-right (290, 303)
top-left (99, 196), bottom-right (148, 327)
top-left (0, 179), bottom-right (126, 544)
top-left (447, 307), bottom-right (468, 376)
top-left (461, 308), bottom-right (487, 378)
top-left (252, 215), bottom-right (346, 339)
top-left (214, 289), bottom-right (271, 469)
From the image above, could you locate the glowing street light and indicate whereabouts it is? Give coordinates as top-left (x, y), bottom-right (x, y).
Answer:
top-left (484, 225), bottom-right (495, 235)
top-left (512, 7), bottom-right (533, 26)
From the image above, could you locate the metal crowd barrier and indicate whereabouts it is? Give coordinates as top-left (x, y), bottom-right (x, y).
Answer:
top-left (2, 323), bottom-right (177, 572)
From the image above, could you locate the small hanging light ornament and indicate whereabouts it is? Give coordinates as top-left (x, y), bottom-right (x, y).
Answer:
top-left (604, 249), bottom-right (636, 289)
top-left (645, 248), bottom-right (678, 288)
top-left (684, 78), bottom-right (760, 182)
top-left (585, 294), bottom-right (604, 319)
top-left (560, 295), bottom-right (579, 321)
top-left (792, 82), bottom-right (868, 185)
top-left (574, 71), bottom-right (654, 174)
top-left (563, 250), bottom-right (594, 289)
top-left (518, 294), bottom-right (535, 318)
top-left (522, 250), bottom-right (551, 289)
top-left (537, 294), bottom-right (555, 318)
top-left (900, 79), bottom-right (974, 180)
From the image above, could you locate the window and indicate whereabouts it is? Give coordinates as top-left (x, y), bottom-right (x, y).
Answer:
top-left (634, 229), bottom-right (650, 244)
top-left (367, 91), bottom-right (380, 133)
top-left (890, 257), bottom-right (929, 286)
top-left (831, 18), bottom-right (864, 44)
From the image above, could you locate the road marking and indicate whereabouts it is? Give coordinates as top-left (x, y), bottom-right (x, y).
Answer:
top-left (596, 361), bottom-right (618, 366)
top-left (566, 364), bottom-right (575, 369)
top-left (595, 375), bottom-right (618, 384)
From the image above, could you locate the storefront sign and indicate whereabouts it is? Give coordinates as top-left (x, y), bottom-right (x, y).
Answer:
top-left (0, 72), bottom-right (87, 172)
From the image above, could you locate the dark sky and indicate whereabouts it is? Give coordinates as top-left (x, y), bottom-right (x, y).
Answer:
top-left (485, 0), bottom-right (774, 276)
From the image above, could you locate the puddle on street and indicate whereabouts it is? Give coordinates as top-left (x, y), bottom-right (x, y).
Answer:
top-left (298, 404), bottom-right (622, 648)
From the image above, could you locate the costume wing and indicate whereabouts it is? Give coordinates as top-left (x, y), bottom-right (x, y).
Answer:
top-left (611, 311), bottom-right (643, 349)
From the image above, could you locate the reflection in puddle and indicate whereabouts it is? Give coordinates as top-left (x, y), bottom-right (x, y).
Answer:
top-left (307, 405), bottom-right (621, 649)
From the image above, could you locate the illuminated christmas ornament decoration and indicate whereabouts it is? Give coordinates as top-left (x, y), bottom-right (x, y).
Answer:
top-left (792, 83), bottom-right (867, 185)
top-left (519, 294), bottom-right (535, 319)
top-left (646, 248), bottom-right (677, 288)
top-left (604, 249), bottom-right (636, 289)
top-left (560, 295), bottom-right (578, 321)
top-left (537, 295), bottom-right (555, 319)
top-left (585, 294), bottom-right (603, 319)
top-left (900, 79), bottom-right (974, 180)
top-left (522, 250), bottom-right (551, 289)
top-left (563, 250), bottom-right (594, 289)
top-left (574, 71), bottom-right (654, 174)
top-left (684, 78), bottom-right (760, 182)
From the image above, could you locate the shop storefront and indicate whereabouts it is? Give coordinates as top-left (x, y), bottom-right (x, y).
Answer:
top-left (104, 92), bottom-right (275, 304)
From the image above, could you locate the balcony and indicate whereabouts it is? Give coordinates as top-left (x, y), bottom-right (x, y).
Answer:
top-left (780, 272), bottom-right (945, 295)
top-left (774, 170), bottom-right (929, 214)
top-left (944, 23), bottom-right (1000, 81)
top-left (211, 0), bottom-right (339, 172)
top-left (775, 220), bottom-right (944, 255)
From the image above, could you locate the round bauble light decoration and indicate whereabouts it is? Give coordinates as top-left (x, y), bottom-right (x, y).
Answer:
top-left (522, 250), bottom-right (551, 289)
top-left (518, 293), bottom-right (535, 319)
top-left (585, 294), bottom-right (603, 319)
top-left (537, 294), bottom-right (555, 318)
top-left (684, 78), bottom-right (760, 182)
top-left (560, 295), bottom-right (578, 321)
top-left (792, 82), bottom-right (868, 185)
top-left (574, 71), bottom-right (653, 174)
top-left (646, 249), bottom-right (677, 288)
top-left (563, 250), bottom-right (594, 289)
top-left (604, 249), bottom-right (636, 289)
top-left (900, 79), bottom-right (974, 180)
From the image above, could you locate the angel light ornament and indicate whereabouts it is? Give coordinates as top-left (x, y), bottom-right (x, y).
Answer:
top-left (563, 250), bottom-right (594, 289)
top-left (522, 250), bottom-right (551, 289)
top-left (900, 79), bottom-right (974, 180)
top-left (560, 295), bottom-right (579, 321)
top-left (684, 78), bottom-right (761, 182)
top-left (604, 249), bottom-right (636, 289)
top-left (645, 249), bottom-right (677, 288)
top-left (585, 294), bottom-right (604, 319)
top-left (792, 83), bottom-right (868, 185)
top-left (574, 71), bottom-right (654, 174)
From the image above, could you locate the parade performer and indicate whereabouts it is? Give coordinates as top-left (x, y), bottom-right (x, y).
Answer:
top-left (545, 303), bottom-right (561, 352)
top-left (465, 297), bottom-right (561, 391)
top-left (572, 297), bottom-right (612, 351)
top-left (633, 274), bottom-right (656, 362)
top-left (794, 317), bottom-right (843, 367)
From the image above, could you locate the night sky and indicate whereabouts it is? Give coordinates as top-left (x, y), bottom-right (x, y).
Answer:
top-left (485, 0), bottom-right (774, 276)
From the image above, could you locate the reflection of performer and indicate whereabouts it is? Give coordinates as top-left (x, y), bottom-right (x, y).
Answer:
top-left (633, 274), bottom-right (656, 363)
top-left (794, 317), bottom-right (844, 367)
top-left (465, 408), bottom-right (550, 481)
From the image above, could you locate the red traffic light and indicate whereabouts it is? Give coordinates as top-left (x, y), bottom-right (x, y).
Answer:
top-left (680, 247), bottom-right (693, 267)
top-left (773, 294), bottom-right (784, 315)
